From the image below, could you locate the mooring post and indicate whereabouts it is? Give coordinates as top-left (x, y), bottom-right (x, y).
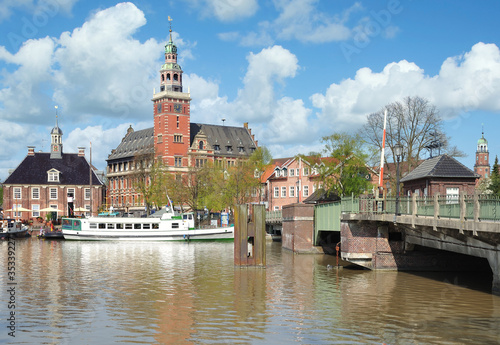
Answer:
top-left (234, 204), bottom-right (266, 267)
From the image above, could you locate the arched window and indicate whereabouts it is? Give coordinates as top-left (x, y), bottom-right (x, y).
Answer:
top-left (161, 74), bottom-right (165, 81)
top-left (167, 73), bottom-right (171, 81)
top-left (199, 141), bottom-right (204, 150)
top-left (174, 74), bottom-right (178, 81)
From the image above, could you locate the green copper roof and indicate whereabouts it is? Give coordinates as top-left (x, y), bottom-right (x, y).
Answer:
top-left (165, 34), bottom-right (177, 54)
top-left (161, 63), bottom-right (182, 71)
top-left (478, 136), bottom-right (488, 145)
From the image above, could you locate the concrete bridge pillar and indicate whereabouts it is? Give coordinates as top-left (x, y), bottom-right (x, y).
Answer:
top-left (486, 251), bottom-right (500, 295)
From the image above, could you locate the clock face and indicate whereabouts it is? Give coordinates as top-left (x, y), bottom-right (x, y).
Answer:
top-left (53, 145), bottom-right (58, 151)
top-left (174, 104), bottom-right (182, 113)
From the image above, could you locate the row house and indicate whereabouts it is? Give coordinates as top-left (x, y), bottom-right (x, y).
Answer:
top-left (262, 157), bottom-right (323, 211)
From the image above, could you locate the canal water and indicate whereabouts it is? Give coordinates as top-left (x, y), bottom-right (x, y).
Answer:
top-left (1, 237), bottom-right (500, 345)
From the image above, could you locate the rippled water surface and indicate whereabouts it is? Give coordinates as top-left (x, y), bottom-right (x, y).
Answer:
top-left (1, 237), bottom-right (500, 344)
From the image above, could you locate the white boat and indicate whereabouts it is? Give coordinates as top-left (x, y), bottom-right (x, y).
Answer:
top-left (61, 206), bottom-right (234, 241)
top-left (0, 219), bottom-right (30, 239)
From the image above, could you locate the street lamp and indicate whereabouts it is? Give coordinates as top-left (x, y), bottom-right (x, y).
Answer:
top-left (394, 142), bottom-right (403, 222)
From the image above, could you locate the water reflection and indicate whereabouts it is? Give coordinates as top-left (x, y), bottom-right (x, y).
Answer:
top-left (1, 239), bottom-right (500, 344)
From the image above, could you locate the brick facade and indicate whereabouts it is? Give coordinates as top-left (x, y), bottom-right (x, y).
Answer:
top-left (282, 203), bottom-right (323, 253)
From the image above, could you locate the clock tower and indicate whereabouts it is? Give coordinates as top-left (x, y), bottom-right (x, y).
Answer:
top-left (152, 17), bottom-right (191, 169)
top-left (474, 128), bottom-right (489, 179)
top-left (50, 116), bottom-right (63, 159)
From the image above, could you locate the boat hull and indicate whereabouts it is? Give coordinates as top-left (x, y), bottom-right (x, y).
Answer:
top-left (62, 227), bottom-right (234, 241)
top-left (61, 215), bottom-right (234, 241)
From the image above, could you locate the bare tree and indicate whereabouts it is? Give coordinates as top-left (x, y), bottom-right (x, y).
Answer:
top-left (361, 96), bottom-right (465, 174)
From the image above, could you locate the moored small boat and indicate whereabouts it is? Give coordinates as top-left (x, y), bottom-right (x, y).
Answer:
top-left (37, 226), bottom-right (64, 239)
top-left (0, 219), bottom-right (30, 239)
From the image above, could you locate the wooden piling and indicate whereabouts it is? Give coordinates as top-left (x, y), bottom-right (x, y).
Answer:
top-left (234, 204), bottom-right (266, 267)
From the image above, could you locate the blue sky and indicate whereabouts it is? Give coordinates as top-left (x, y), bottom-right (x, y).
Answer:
top-left (1, 0), bottom-right (500, 181)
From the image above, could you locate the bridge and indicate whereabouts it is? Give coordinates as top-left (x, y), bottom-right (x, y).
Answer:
top-left (266, 194), bottom-right (500, 294)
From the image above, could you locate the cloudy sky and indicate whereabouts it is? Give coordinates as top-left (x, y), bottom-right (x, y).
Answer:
top-left (1, 0), bottom-right (500, 181)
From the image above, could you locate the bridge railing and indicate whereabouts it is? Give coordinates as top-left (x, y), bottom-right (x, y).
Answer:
top-left (266, 210), bottom-right (283, 223)
top-left (342, 194), bottom-right (500, 222)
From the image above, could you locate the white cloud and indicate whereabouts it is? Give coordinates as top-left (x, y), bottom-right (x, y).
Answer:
top-left (0, 0), bottom-right (78, 22)
top-left (186, 0), bottom-right (258, 22)
top-left (263, 97), bottom-right (313, 144)
top-left (53, 2), bottom-right (161, 121)
top-left (0, 36), bottom-right (55, 122)
top-left (311, 42), bottom-right (500, 134)
top-left (225, 0), bottom-right (360, 47)
top-left (232, 45), bottom-right (299, 122)
top-left (186, 45), bottom-right (314, 148)
top-left (273, 0), bottom-right (354, 43)
top-left (0, 2), bottom-right (164, 125)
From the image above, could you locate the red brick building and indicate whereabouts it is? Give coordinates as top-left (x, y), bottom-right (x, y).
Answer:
top-left (400, 154), bottom-right (479, 198)
top-left (2, 120), bottom-right (105, 220)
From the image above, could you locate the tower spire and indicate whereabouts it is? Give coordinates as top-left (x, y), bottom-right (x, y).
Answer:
top-left (159, 15), bottom-right (183, 93)
top-left (168, 16), bottom-right (173, 42)
top-left (50, 105), bottom-right (63, 159)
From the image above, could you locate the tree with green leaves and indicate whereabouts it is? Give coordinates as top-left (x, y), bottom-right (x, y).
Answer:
top-left (247, 146), bottom-right (273, 203)
top-left (131, 153), bottom-right (167, 215)
top-left (489, 156), bottom-right (500, 195)
top-left (308, 132), bottom-right (373, 197)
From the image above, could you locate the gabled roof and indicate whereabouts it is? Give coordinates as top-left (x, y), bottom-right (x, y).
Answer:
top-left (4, 153), bottom-right (103, 186)
top-left (400, 154), bottom-right (479, 183)
top-left (190, 123), bottom-right (256, 156)
top-left (107, 127), bottom-right (154, 161)
top-left (303, 188), bottom-right (340, 204)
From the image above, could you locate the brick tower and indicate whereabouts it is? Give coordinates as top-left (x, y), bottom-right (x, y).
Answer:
top-left (474, 128), bottom-right (490, 179)
top-left (152, 17), bottom-right (191, 169)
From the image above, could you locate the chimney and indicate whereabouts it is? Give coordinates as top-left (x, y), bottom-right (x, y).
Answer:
top-left (243, 122), bottom-right (248, 129)
top-left (78, 147), bottom-right (86, 157)
top-left (27, 146), bottom-right (35, 156)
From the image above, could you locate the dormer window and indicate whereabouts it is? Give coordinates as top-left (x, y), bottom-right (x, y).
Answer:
top-left (226, 146), bottom-right (233, 153)
top-left (199, 141), bottom-right (204, 150)
top-left (214, 145), bottom-right (220, 151)
top-left (238, 146), bottom-right (245, 153)
top-left (47, 169), bottom-right (60, 182)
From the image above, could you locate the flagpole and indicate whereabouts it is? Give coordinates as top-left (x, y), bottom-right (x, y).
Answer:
top-left (89, 141), bottom-right (93, 216)
top-left (378, 109), bottom-right (387, 194)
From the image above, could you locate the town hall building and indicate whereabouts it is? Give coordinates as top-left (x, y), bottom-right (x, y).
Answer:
top-left (2, 119), bottom-right (105, 220)
top-left (106, 23), bottom-right (258, 212)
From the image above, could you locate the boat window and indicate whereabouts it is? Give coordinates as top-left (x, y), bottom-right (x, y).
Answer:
top-left (143, 224), bottom-right (151, 229)
top-left (107, 223), bottom-right (114, 229)
top-left (72, 220), bottom-right (81, 231)
top-left (152, 223), bottom-right (159, 229)
top-left (125, 224), bottom-right (133, 229)
top-left (98, 223), bottom-right (106, 229)
top-left (134, 224), bottom-right (141, 229)
top-left (62, 219), bottom-right (72, 230)
top-left (172, 223), bottom-right (179, 229)
top-left (89, 223), bottom-right (97, 229)
top-left (116, 223), bottom-right (123, 229)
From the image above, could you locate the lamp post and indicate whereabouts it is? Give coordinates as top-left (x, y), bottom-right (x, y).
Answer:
top-left (394, 142), bottom-right (403, 223)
